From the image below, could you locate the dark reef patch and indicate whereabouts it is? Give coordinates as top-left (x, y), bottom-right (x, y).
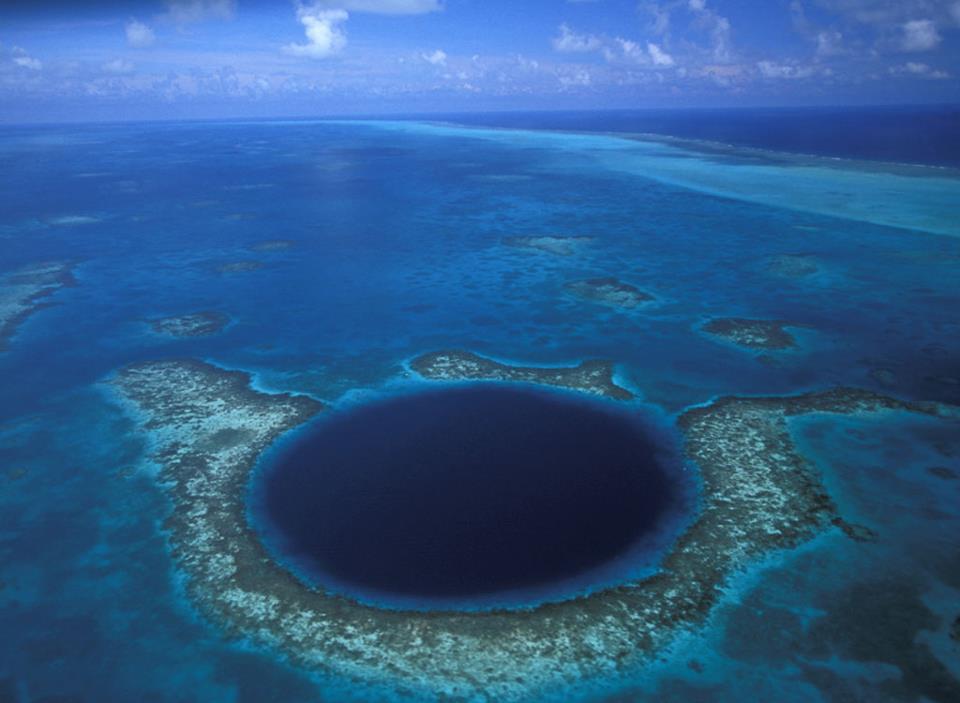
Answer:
top-left (929, 466), bottom-right (958, 480)
top-left (564, 277), bottom-right (655, 309)
top-left (216, 260), bottom-right (264, 274)
top-left (766, 253), bottom-right (819, 278)
top-left (149, 311), bottom-right (229, 338)
top-left (249, 239), bottom-right (295, 252)
top-left (253, 385), bottom-right (687, 609)
top-left (702, 317), bottom-right (799, 351)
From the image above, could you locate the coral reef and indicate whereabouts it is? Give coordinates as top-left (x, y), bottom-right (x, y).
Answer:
top-left (112, 353), bottom-right (959, 701)
top-left (150, 311), bottom-right (230, 338)
top-left (564, 278), bottom-right (654, 308)
top-left (410, 350), bottom-right (634, 400)
top-left (702, 317), bottom-right (799, 351)
top-left (0, 261), bottom-right (74, 351)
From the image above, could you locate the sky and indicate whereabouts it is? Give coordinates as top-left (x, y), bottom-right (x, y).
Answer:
top-left (0, 0), bottom-right (958, 123)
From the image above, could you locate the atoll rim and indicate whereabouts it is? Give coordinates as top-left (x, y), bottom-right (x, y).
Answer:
top-left (108, 352), bottom-right (958, 702)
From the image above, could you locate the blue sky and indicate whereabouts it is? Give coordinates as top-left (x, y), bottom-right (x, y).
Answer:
top-left (1, 0), bottom-right (958, 122)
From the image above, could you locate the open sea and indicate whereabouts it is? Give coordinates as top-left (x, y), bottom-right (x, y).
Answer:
top-left (1, 106), bottom-right (959, 702)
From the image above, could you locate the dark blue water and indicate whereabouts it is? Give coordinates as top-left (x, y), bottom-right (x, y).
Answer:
top-left (420, 105), bottom-right (960, 167)
top-left (254, 385), bottom-right (687, 610)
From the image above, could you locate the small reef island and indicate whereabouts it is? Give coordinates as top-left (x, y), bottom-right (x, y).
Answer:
top-left (0, 261), bottom-right (74, 351)
top-left (110, 349), bottom-right (959, 701)
top-left (149, 311), bottom-right (230, 338)
top-left (702, 317), bottom-right (800, 351)
top-left (564, 277), bottom-right (654, 309)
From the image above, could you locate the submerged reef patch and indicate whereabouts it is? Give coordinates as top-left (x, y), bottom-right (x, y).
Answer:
top-left (112, 354), bottom-right (958, 701)
top-left (503, 235), bottom-right (592, 256)
top-left (249, 239), bottom-right (295, 252)
top-left (767, 253), bottom-right (819, 278)
top-left (564, 277), bottom-right (654, 309)
top-left (0, 261), bottom-right (74, 351)
top-left (216, 260), bottom-right (264, 274)
top-left (702, 317), bottom-right (799, 351)
top-left (410, 349), bottom-right (634, 400)
top-left (149, 311), bottom-right (230, 338)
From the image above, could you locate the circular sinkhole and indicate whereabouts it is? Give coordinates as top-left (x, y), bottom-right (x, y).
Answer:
top-left (249, 384), bottom-right (694, 611)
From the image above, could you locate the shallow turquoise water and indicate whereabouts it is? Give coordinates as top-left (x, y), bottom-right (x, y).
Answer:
top-left (1, 117), bottom-right (958, 702)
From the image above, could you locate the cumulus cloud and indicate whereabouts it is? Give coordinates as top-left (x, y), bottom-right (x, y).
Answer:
top-left (307, 0), bottom-right (442, 14)
top-left (814, 29), bottom-right (845, 57)
top-left (125, 19), bottom-right (156, 48)
top-left (285, 6), bottom-right (349, 58)
top-left (688, 0), bottom-right (732, 62)
top-left (558, 68), bottom-right (592, 87)
top-left (552, 24), bottom-right (602, 52)
top-left (13, 54), bottom-right (42, 71)
top-left (421, 49), bottom-right (447, 66)
top-left (102, 59), bottom-right (135, 74)
top-left (901, 19), bottom-right (941, 51)
top-left (284, 1), bottom-right (442, 59)
top-left (613, 37), bottom-right (645, 63)
top-left (889, 61), bottom-right (950, 78)
top-left (163, 0), bottom-right (236, 24)
top-left (756, 60), bottom-right (816, 79)
top-left (647, 42), bottom-right (675, 66)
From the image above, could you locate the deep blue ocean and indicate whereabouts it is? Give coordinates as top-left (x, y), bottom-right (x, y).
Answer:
top-left (1, 107), bottom-right (959, 702)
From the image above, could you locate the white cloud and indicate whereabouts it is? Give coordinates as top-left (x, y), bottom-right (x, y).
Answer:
top-left (307, 0), bottom-right (442, 14)
top-left (552, 24), bottom-right (602, 53)
top-left (283, 1), bottom-right (442, 59)
top-left (642, 1), bottom-right (672, 36)
top-left (13, 55), bottom-right (42, 71)
top-left (688, 0), bottom-right (732, 62)
top-left (163, 0), bottom-right (236, 24)
top-left (102, 59), bottom-right (135, 74)
top-left (558, 68), bottom-right (592, 87)
top-left (421, 49), bottom-right (447, 66)
top-left (901, 19), bottom-right (941, 51)
top-left (757, 60), bottom-right (815, 79)
top-left (125, 19), bottom-right (156, 48)
top-left (647, 42), bottom-right (675, 66)
top-left (285, 7), bottom-right (349, 58)
top-left (614, 37), bottom-right (645, 63)
top-left (953, 2), bottom-right (960, 25)
top-left (814, 29), bottom-right (845, 57)
top-left (890, 61), bottom-right (950, 79)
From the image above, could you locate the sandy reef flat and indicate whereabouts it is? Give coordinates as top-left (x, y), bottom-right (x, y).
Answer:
top-left (149, 311), bottom-right (230, 338)
top-left (702, 317), bottom-right (799, 351)
top-left (0, 261), bottom-right (74, 351)
top-left (110, 354), bottom-right (959, 701)
top-left (564, 277), bottom-right (654, 309)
